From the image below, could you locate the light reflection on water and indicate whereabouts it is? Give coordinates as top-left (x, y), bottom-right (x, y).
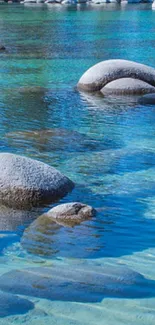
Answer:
top-left (0, 3), bottom-right (155, 324)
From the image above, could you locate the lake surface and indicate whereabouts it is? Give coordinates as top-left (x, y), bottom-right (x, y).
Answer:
top-left (0, 3), bottom-right (155, 324)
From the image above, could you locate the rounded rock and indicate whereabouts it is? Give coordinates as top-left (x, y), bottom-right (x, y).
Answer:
top-left (0, 153), bottom-right (74, 209)
top-left (138, 93), bottom-right (155, 105)
top-left (46, 202), bottom-right (96, 226)
top-left (77, 59), bottom-right (155, 92)
top-left (101, 78), bottom-right (155, 95)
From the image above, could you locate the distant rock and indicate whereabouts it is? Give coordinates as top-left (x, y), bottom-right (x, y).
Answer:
top-left (45, 0), bottom-right (61, 3)
top-left (77, 59), bottom-right (155, 92)
top-left (45, 0), bottom-right (56, 3)
top-left (77, 0), bottom-right (87, 3)
top-left (0, 153), bottom-right (74, 209)
top-left (0, 291), bottom-right (34, 317)
top-left (138, 93), bottom-right (155, 105)
top-left (0, 262), bottom-right (153, 303)
top-left (24, 0), bottom-right (37, 3)
top-left (101, 78), bottom-right (155, 95)
top-left (0, 45), bottom-right (6, 51)
top-left (45, 202), bottom-right (96, 226)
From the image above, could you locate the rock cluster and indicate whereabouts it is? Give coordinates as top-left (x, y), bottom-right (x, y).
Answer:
top-left (78, 59), bottom-right (155, 96)
top-left (20, 0), bottom-right (155, 4)
top-left (2, 0), bottom-right (154, 4)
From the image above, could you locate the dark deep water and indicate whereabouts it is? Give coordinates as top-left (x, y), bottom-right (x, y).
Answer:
top-left (0, 3), bottom-right (155, 324)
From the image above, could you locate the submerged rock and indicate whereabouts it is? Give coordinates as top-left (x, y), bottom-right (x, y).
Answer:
top-left (6, 128), bottom-right (120, 153)
top-left (0, 262), bottom-right (153, 303)
top-left (77, 59), bottom-right (155, 92)
top-left (21, 215), bottom-right (61, 257)
top-left (45, 202), bottom-right (96, 226)
top-left (21, 203), bottom-right (95, 257)
top-left (101, 78), bottom-right (155, 95)
top-left (6, 128), bottom-right (85, 143)
top-left (138, 93), bottom-right (155, 105)
top-left (0, 153), bottom-right (74, 209)
top-left (18, 86), bottom-right (48, 94)
top-left (0, 291), bottom-right (34, 317)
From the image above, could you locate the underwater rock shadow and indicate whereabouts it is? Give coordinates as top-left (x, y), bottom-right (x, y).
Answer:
top-left (0, 262), bottom-right (155, 303)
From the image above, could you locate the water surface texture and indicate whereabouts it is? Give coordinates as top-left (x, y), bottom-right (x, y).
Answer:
top-left (0, 3), bottom-right (155, 324)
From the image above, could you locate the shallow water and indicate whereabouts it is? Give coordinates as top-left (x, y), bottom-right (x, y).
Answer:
top-left (0, 3), bottom-right (155, 324)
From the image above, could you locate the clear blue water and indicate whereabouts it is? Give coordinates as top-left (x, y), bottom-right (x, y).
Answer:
top-left (0, 3), bottom-right (155, 324)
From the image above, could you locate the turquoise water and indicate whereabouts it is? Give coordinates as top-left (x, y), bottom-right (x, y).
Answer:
top-left (0, 3), bottom-right (155, 324)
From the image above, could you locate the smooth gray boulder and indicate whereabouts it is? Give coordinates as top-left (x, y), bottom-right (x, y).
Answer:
top-left (101, 78), bottom-right (155, 95)
top-left (0, 262), bottom-right (153, 303)
top-left (138, 93), bottom-right (155, 105)
top-left (45, 202), bottom-right (96, 226)
top-left (0, 153), bottom-right (74, 209)
top-left (0, 291), bottom-right (34, 317)
top-left (77, 59), bottom-right (155, 92)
